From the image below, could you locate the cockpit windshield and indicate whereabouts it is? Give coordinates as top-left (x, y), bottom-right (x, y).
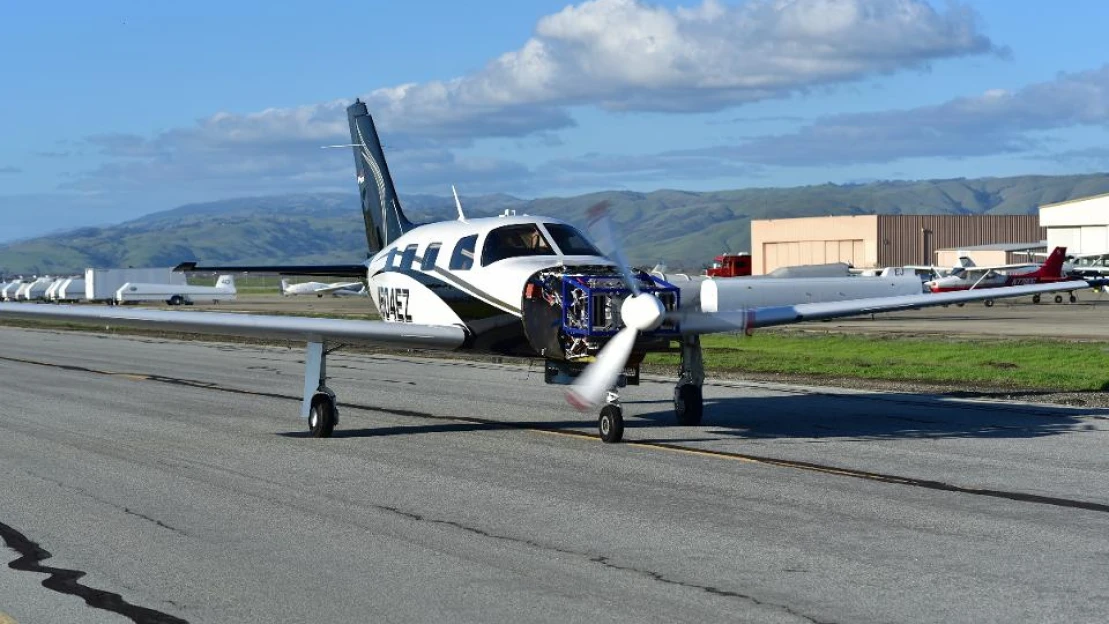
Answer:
top-left (481, 224), bottom-right (556, 265)
top-left (543, 223), bottom-right (601, 256)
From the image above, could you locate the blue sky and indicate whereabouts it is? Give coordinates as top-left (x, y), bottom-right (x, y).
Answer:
top-left (2, 0), bottom-right (1109, 242)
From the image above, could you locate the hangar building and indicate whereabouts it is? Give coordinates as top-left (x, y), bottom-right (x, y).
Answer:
top-left (750, 215), bottom-right (1044, 275)
top-left (1040, 193), bottom-right (1109, 255)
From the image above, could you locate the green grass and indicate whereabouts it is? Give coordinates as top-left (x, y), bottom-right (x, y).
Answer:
top-left (645, 333), bottom-right (1109, 392)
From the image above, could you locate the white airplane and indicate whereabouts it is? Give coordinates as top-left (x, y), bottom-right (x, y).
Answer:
top-left (280, 279), bottom-right (366, 297)
top-left (0, 99), bottom-right (1093, 443)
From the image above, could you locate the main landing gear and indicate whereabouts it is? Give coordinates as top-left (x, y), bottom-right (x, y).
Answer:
top-left (674, 335), bottom-right (705, 426)
top-left (303, 341), bottom-right (340, 438)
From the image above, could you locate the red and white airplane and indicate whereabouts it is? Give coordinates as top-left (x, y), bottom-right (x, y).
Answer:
top-left (924, 247), bottom-right (1075, 304)
top-left (0, 100), bottom-right (1092, 443)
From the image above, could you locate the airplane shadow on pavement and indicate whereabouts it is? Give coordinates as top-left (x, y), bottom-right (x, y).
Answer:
top-left (627, 391), bottom-right (1109, 442)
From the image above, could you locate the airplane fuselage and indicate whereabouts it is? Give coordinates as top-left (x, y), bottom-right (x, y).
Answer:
top-left (366, 214), bottom-right (623, 357)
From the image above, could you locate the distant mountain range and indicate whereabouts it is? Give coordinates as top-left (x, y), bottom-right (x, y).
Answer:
top-left (4, 172), bottom-right (1109, 275)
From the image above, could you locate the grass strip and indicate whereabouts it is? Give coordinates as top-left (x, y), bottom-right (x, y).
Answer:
top-left (646, 332), bottom-right (1109, 392)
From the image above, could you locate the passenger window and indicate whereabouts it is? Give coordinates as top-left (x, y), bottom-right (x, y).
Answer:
top-left (481, 224), bottom-right (555, 266)
top-left (449, 235), bottom-right (477, 270)
top-left (399, 244), bottom-right (418, 270)
top-left (422, 243), bottom-right (441, 270)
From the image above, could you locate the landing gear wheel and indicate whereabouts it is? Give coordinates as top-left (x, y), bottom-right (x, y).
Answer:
top-left (168, 295), bottom-right (184, 306)
top-left (308, 394), bottom-right (337, 438)
top-left (1032, 294), bottom-right (1041, 304)
top-left (674, 384), bottom-right (703, 426)
top-left (1070, 294), bottom-right (1077, 303)
top-left (1054, 294), bottom-right (1064, 304)
top-left (598, 405), bottom-right (624, 443)
top-left (984, 299), bottom-right (994, 308)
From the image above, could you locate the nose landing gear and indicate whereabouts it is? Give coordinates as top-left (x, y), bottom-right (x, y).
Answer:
top-left (598, 391), bottom-right (624, 443)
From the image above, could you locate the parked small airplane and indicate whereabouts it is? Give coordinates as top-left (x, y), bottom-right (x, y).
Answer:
top-left (281, 279), bottom-right (366, 297)
top-left (924, 247), bottom-right (1074, 305)
top-left (0, 100), bottom-right (1092, 443)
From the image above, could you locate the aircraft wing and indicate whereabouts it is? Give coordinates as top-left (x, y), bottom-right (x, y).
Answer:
top-left (174, 262), bottom-right (368, 278)
top-left (0, 303), bottom-right (464, 349)
top-left (678, 280), bottom-right (1092, 334)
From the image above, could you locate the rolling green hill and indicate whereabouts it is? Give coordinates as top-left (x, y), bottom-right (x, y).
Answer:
top-left (3, 173), bottom-right (1109, 275)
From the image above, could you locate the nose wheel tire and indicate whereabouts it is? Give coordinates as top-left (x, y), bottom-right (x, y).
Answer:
top-left (983, 299), bottom-right (994, 308)
top-left (308, 394), bottom-right (337, 438)
top-left (1070, 294), bottom-right (1077, 303)
top-left (674, 384), bottom-right (703, 426)
top-left (598, 405), bottom-right (624, 443)
top-left (1054, 294), bottom-right (1064, 304)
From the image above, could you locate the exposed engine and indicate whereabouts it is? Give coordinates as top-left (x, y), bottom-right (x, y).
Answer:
top-left (521, 266), bottom-right (680, 364)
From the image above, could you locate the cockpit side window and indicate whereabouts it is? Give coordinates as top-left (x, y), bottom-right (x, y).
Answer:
top-left (449, 235), bottom-right (478, 270)
top-left (543, 223), bottom-right (601, 256)
top-left (422, 243), bottom-right (441, 270)
top-left (481, 224), bottom-right (555, 266)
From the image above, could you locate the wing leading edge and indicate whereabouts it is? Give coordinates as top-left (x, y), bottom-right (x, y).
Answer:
top-left (0, 303), bottom-right (465, 349)
top-left (678, 280), bottom-right (1092, 334)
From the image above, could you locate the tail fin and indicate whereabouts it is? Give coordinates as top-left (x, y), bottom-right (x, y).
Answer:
top-left (1035, 246), bottom-right (1067, 277)
top-left (216, 275), bottom-right (235, 291)
top-left (957, 256), bottom-right (976, 268)
top-left (347, 99), bottom-right (413, 254)
top-left (280, 279), bottom-right (289, 294)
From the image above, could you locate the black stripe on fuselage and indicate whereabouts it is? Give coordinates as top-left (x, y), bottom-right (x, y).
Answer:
top-left (375, 267), bottom-right (536, 357)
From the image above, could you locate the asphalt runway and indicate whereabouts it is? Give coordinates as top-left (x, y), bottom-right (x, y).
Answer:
top-left (3, 328), bottom-right (1109, 623)
top-left (785, 294), bottom-right (1109, 340)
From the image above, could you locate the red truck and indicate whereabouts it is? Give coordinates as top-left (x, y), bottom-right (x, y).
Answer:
top-left (705, 253), bottom-right (752, 278)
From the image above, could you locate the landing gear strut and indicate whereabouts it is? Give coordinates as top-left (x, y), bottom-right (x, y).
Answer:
top-left (598, 391), bottom-right (624, 443)
top-left (303, 341), bottom-right (340, 438)
top-left (674, 335), bottom-right (705, 425)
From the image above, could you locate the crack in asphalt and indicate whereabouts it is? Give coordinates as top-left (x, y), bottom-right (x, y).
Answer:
top-left (374, 503), bottom-right (829, 622)
top-left (589, 555), bottom-right (837, 624)
top-left (122, 508), bottom-right (187, 536)
top-left (22, 470), bottom-right (188, 538)
top-left (0, 520), bottom-right (188, 624)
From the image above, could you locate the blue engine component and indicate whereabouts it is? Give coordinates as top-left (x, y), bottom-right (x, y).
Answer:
top-left (559, 272), bottom-right (680, 337)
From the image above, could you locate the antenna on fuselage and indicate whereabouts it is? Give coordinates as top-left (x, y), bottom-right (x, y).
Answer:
top-left (452, 185), bottom-right (467, 222)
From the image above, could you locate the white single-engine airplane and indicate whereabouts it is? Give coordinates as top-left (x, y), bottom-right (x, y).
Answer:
top-left (280, 279), bottom-right (366, 297)
top-left (0, 100), bottom-right (1093, 443)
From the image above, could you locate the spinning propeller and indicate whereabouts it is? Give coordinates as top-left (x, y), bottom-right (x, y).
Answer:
top-left (566, 202), bottom-right (668, 410)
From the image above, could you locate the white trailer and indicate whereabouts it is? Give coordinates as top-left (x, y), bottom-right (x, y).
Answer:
top-left (85, 268), bottom-right (187, 302)
top-left (0, 281), bottom-right (23, 301)
top-left (18, 277), bottom-right (55, 301)
top-left (44, 278), bottom-right (68, 301)
top-left (115, 275), bottom-right (236, 305)
top-left (54, 278), bottom-right (87, 302)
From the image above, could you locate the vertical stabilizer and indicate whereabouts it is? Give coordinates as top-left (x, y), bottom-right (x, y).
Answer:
top-left (347, 99), bottom-right (413, 254)
top-left (280, 279), bottom-right (289, 295)
top-left (1035, 246), bottom-right (1067, 278)
top-left (216, 275), bottom-right (235, 291)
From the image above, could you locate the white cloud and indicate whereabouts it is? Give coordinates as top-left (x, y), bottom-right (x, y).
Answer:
top-left (63, 0), bottom-right (998, 200)
top-left (706, 64), bottom-right (1109, 165)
